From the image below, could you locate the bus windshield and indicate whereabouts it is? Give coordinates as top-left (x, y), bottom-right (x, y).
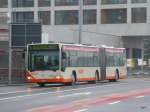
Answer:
top-left (28, 51), bottom-right (59, 71)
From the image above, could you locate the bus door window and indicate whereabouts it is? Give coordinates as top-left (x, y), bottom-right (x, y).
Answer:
top-left (93, 52), bottom-right (99, 67)
top-left (61, 52), bottom-right (67, 71)
top-left (106, 52), bottom-right (114, 67)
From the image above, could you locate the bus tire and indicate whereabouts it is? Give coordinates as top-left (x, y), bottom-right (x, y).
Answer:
top-left (95, 71), bottom-right (99, 83)
top-left (115, 69), bottom-right (119, 81)
top-left (88, 71), bottom-right (99, 84)
top-left (71, 73), bottom-right (76, 86)
top-left (113, 70), bottom-right (119, 82)
top-left (109, 70), bottom-right (119, 82)
top-left (64, 82), bottom-right (72, 86)
top-left (38, 83), bottom-right (45, 87)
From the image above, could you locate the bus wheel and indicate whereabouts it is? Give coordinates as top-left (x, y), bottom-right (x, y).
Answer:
top-left (38, 83), bottom-right (45, 87)
top-left (95, 71), bottom-right (99, 83)
top-left (113, 70), bottom-right (119, 82)
top-left (88, 71), bottom-right (99, 84)
top-left (71, 74), bottom-right (76, 86)
top-left (109, 70), bottom-right (119, 82)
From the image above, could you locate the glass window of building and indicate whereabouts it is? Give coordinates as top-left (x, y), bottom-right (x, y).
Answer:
top-left (55, 0), bottom-right (78, 6)
top-left (132, 0), bottom-right (147, 3)
top-left (101, 0), bottom-right (127, 4)
top-left (0, 12), bottom-right (8, 25)
top-left (101, 9), bottom-right (127, 24)
top-left (83, 0), bottom-right (97, 5)
top-left (0, 0), bottom-right (8, 8)
top-left (132, 8), bottom-right (147, 23)
top-left (83, 10), bottom-right (96, 24)
top-left (38, 11), bottom-right (50, 25)
top-left (132, 48), bottom-right (141, 58)
top-left (12, 12), bottom-right (34, 23)
top-left (38, 0), bottom-right (51, 7)
top-left (55, 10), bottom-right (78, 25)
top-left (12, 0), bottom-right (34, 7)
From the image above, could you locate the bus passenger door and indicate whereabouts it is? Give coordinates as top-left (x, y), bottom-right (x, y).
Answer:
top-left (100, 48), bottom-right (106, 80)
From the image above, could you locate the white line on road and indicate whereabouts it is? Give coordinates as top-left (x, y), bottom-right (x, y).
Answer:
top-left (74, 92), bottom-right (91, 95)
top-left (109, 101), bottom-right (121, 105)
top-left (0, 82), bottom-right (127, 95)
top-left (0, 83), bottom-right (128, 101)
top-left (0, 90), bottom-right (29, 95)
top-left (58, 92), bottom-right (92, 98)
top-left (0, 86), bottom-right (62, 95)
top-left (73, 108), bottom-right (88, 112)
top-left (136, 96), bottom-right (145, 98)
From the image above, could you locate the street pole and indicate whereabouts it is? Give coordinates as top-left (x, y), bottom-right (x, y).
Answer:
top-left (79, 0), bottom-right (83, 44)
top-left (141, 39), bottom-right (144, 74)
top-left (8, 24), bottom-right (12, 85)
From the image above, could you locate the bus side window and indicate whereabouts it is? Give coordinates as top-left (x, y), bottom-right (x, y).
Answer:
top-left (47, 57), bottom-right (52, 66)
top-left (54, 58), bottom-right (59, 66)
top-left (61, 52), bottom-right (67, 71)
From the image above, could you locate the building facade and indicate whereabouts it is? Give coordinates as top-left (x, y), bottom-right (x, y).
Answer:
top-left (0, 0), bottom-right (149, 58)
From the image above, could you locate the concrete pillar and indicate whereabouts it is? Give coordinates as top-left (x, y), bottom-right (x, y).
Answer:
top-left (34, 0), bottom-right (39, 22)
top-left (8, 0), bottom-right (12, 22)
top-left (147, 0), bottom-right (150, 23)
top-left (127, 0), bottom-right (131, 24)
top-left (97, 0), bottom-right (101, 24)
top-left (50, 0), bottom-right (55, 42)
top-left (129, 48), bottom-right (133, 59)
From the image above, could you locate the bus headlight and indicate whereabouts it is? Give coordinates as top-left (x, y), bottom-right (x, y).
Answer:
top-left (56, 76), bottom-right (61, 79)
top-left (27, 76), bottom-right (32, 80)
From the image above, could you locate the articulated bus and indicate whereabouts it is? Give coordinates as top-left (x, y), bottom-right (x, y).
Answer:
top-left (26, 43), bottom-right (126, 86)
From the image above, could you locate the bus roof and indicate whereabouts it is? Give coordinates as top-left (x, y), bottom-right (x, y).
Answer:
top-left (27, 43), bottom-right (125, 49)
top-left (27, 43), bottom-right (98, 48)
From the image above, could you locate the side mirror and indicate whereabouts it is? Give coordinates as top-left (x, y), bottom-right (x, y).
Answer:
top-left (62, 52), bottom-right (67, 59)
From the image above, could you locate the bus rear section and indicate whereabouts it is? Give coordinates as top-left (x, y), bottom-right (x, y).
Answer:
top-left (103, 47), bottom-right (127, 81)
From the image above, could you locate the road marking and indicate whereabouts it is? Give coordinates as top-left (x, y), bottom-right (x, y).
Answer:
top-left (1, 78), bottom-right (150, 96)
top-left (74, 92), bottom-right (91, 95)
top-left (0, 82), bottom-right (128, 101)
top-left (73, 108), bottom-right (88, 112)
top-left (109, 101), bottom-right (121, 105)
top-left (58, 92), bottom-right (92, 98)
top-left (0, 82), bottom-right (127, 95)
top-left (136, 96), bottom-right (145, 98)
top-left (0, 86), bottom-right (60, 95)
top-left (0, 90), bottom-right (29, 95)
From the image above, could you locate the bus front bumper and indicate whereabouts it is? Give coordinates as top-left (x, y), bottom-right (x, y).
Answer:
top-left (27, 76), bottom-right (70, 83)
top-left (26, 72), bottom-right (71, 83)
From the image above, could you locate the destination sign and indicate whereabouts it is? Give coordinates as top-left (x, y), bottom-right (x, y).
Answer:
top-left (29, 44), bottom-right (59, 51)
top-left (63, 45), bottom-right (99, 52)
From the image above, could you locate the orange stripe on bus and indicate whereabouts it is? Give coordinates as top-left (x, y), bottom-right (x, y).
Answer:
top-left (106, 76), bottom-right (115, 80)
top-left (27, 78), bottom-right (71, 83)
top-left (77, 77), bottom-right (95, 82)
top-left (106, 75), bottom-right (126, 80)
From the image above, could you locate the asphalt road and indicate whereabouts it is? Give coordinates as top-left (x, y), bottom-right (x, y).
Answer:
top-left (0, 78), bottom-right (150, 112)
